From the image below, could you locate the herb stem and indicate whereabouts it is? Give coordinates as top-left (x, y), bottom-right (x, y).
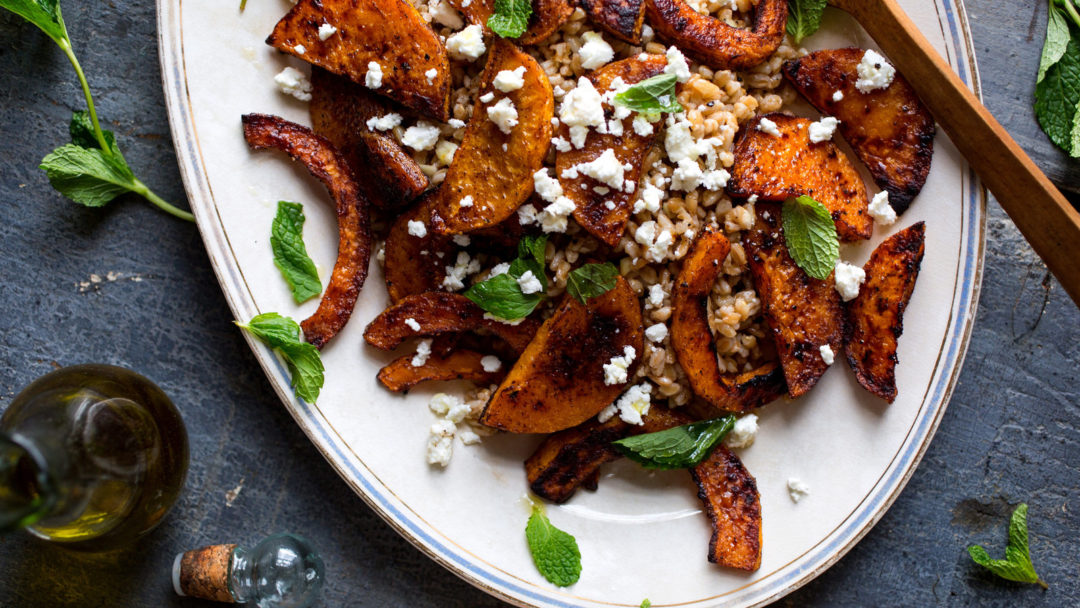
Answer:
top-left (58, 39), bottom-right (110, 154)
top-left (1059, 0), bottom-right (1080, 30)
top-left (131, 180), bottom-right (196, 222)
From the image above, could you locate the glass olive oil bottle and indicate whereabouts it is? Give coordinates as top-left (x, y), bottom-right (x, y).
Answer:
top-left (0, 364), bottom-right (188, 551)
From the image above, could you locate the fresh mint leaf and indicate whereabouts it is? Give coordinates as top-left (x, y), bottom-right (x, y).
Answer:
top-left (1035, 36), bottom-right (1080, 157)
top-left (464, 236), bottom-right (548, 320)
top-left (786, 0), bottom-right (828, 44)
top-left (781, 195), bottom-right (839, 280)
top-left (968, 503), bottom-right (1047, 588)
top-left (238, 312), bottom-right (325, 403)
top-left (0, 0), bottom-right (66, 43)
top-left (613, 415), bottom-right (735, 469)
top-left (70, 110), bottom-right (121, 158)
top-left (613, 74), bottom-right (683, 117)
top-left (1040, 1), bottom-right (1071, 83)
top-left (566, 263), bottom-right (619, 304)
top-left (640, 601), bottom-right (651, 608)
top-left (519, 234), bottom-right (547, 273)
top-left (39, 143), bottom-right (138, 208)
top-left (525, 503), bottom-right (581, 587)
top-left (487, 0), bottom-right (532, 38)
top-left (272, 201), bottom-right (322, 304)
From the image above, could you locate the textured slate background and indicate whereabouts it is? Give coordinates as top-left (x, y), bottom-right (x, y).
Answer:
top-left (0, 1), bottom-right (1076, 606)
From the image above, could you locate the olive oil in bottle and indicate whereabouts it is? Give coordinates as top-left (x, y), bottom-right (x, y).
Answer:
top-left (0, 364), bottom-right (189, 551)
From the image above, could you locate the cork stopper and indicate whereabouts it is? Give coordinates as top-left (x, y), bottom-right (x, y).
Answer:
top-left (173, 544), bottom-right (238, 603)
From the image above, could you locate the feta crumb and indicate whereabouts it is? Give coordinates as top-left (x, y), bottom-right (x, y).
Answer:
top-left (273, 67), bottom-right (313, 102)
top-left (365, 61), bottom-right (383, 89)
top-left (819, 344), bottom-right (835, 366)
top-left (294, 44), bottom-right (307, 55)
top-left (428, 393), bottom-right (461, 416)
top-left (834, 261), bottom-right (866, 301)
top-left (442, 251), bottom-right (481, 291)
top-left (405, 317), bottom-right (422, 332)
top-left (486, 98), bottom-right (519, 134)
top-left (603, 345), bottom-right (637, 385)
top-left (401, 121), bottom-right (441, 151)
top-left (458, 427), bottom-right (482, 445)
top-left (435, 140), bottom-right (458, 165)
top-left (533, 168), bottom-right (564, 203)
top-left (787, 478), bottom-right (811, 503)
top-left (517, 270), bottom-right (543, 295)
top-left (647, 284), bottom-right (664, 308)
top-left (412, 339), bottom-right (433, 367)
top-left (632, 115), bottom-right (655, 137)
top-left (448, 118), bottom-right (466, 129)
top-left (426, 418), bottom-right (456, 466)
top-left (425, 68), bottom-right (439, 84)
top-left (664, 47), bottom-right (691, 83)
top-left (808, 116), bottom-right (840, 144)
top-left (868, 191), bottom-right (897, 226)
top-left (634, 182), bottom-right (664, 214)
top-left (558, 78), bottom-right (606, 148)
top-left (645, 323), bottom-right (668, 343)
top-left (407, 220), bottom-right (428, 238)
top-left (599, 382), bottom-right (652, 425)
top-left (453, 234), bottom-right (471, 247)
top-left (366, 113), bottom-right (403, 131)
top-left (480, 355), bottom-right (502, 372)
top-left (445, 398), bottom-right (471, 424)
top-left (701, 168), bottom-right (730, 191)
top-left (551, 136), bottom-right (572, 152)
top-left (494, 66), bottom-right (527, 92)
top-left (538, 196), bottom-right (576, 233)
top-left (428, 0), bottom-right (464, 28)
top-left (855, 49), bottom-right (896, 93)
top-left (724, 414), bottom-right (759, 449)
top-left (757, 117), bottom-right (782, 137)
top-left (579, 31), bottom-right (614, 70)
top-left (517, 203), bottom-right (539, 225)
top-left (479, 92), bottom-right (495, 103)
top-left (459, 195), bottom-right (474, 208)
top-left (832, 90), bottom-right (845, 102)
top-left (318, 23), bottom-right (338, 41)
top-left (670, 158), bottom-right (704, 192)
top-left (634, 222), bottom-right (673, 262)
top-left (561, 148), bottom-right (626, 190)
top-left (446, 24), bottom-right (486, 61)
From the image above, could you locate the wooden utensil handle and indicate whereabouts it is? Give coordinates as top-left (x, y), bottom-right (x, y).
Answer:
top-left (833, 0), bottom-right (1080, 306)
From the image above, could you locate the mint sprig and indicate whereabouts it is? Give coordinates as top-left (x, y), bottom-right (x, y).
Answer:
top-left (272, 201), bottom-right (322, 304)
top-left (786, 0), bottom-right (828, 44)
top-left (1, 0), bottom-right (193, 220)
top-left (525, 503), bottom-right (581, 587)
top-left (464, 235), bottom-right (547, 320)
top-left (781, 196), bottom-right (839, 280)
top-left (968, 503), bottom-right (1047, 588)
top-left (487, 0), bottom-right (532, 38)
top-left (237, 313), bottom-right (325, 403)
top-left (613, 415), bottom-right (736, 470)
top-left (1036, 0), bottom-right (1080, 157)
top-left (566, 263), bottom-right (619, 304)
top-left (613, 74), bottom-right (683, 118)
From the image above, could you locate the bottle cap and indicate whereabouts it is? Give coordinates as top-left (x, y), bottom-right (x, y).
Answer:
top-left (172, 544), bottom-right (237, 603)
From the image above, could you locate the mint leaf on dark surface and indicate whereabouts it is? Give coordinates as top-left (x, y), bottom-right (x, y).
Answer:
top-left (968, 503), bottom-right (1047, 588)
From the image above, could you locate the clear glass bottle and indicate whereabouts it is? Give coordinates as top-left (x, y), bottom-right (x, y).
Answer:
top-left (0, 364), bottom-right (189, 551)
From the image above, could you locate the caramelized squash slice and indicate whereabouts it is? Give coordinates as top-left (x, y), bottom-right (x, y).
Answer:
top-left (377, 349), bottom-right (506, 392)
top-left (691, 445), bottom-right (762, 571)
top-left (242, 114), bottom-right (371, 349)
top-left (556, 54), bottom-right (667, 246)
top-left (672, 227), bottom-right (787, 411)
top-left (480, 277), bottom-right (645, 434)
top-left (645, 0), bottom-right (787, 70)
top-left (310, 69), bottom-right (428, 211)
top-left (448, 0), bottom-right (574, 45)
top-left (729, 113), bottom-right (872, 242)
top-left (783, 49), bottom-right (935, 213)
top-left (845, 222), bottom-right (926, 403)
top-left (267, 0), bottom-right (451, 120)
top-left (383, 193), bottom-right (453, 303)
top-left (580, 0), bottom-right (648, 44)
top-left (743, 203), bottom-right (843, 398)
top-left (430, 39), bottom-right (554, 234)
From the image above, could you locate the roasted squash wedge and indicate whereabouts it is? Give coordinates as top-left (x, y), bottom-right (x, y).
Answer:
top-left (242, 114), bottom-right (371, 350)
top-left (645, 0), bottom-right (787, 70)
top-left (267, 0), bottom-right (451, 120)
top-left (729, 113), bottom-right (872, 242)
top-left (556, 54), bottom-right (667, 246)
top-left (742, 203), bottom-right (843, 398)
top-left (691, 445), bottom-right (762, 571)
top-left (383, 193), bottom-right (453, 303)
top-left (430, 39), bottom-right (554, 234)
top-left (845, 222), bottom-right (926, 403)
top-left (480, 277), bottom-right (645, 434)
top-left (783, 48), bottom-right (935, 213)
top-left (377, 349), bottom-right (506, 391)
top-left (580, 0), bottom-right (648, 44)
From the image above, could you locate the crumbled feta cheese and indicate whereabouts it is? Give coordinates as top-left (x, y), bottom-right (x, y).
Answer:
top-left (834, 261), bottom-right (866, 301)
top-left (538, 196), bottom-right (576, 233)
top-left (808, 116), bottom-right (840, 144)
top-left (494, 66), bottom-right (527, 92)
top-left (294, 44), bottom-right (307, 55)
top-left (645, 323), bottom-right (668, 343)
top-left (634, 182), bottom-right (664, 214)
top-left (428, 0), bottom-right (464, 28)
top-left (448, 118), bottom-right (466, 129)
top-left (481, 355), bottom-right (502, 372)
top-left (517, 203), bottom-right (539, 225)
top-left (446, 24), bottom-right (486, 61)
top-left (517, 270), bottom-right (543, 294)
top-left (748, 194), bottom-right (759, 204)
top-left (486, 98), bottom-right (519, 134)
top-left (868, 191), bottom-right (897, 226)
top-left (445, 398), bottom-right (471, 423)
top-left (489, 262), bottom-right (511, 277)
top-left (318, 23), bottom-right (338, 41)
top-left (632, 115), bottom-right (655, 137)
top-left (458, 427), bottom-right (481, 445)
top-left (855, 49), bottom-right (896, 93)
top-left (599, 382), bottom-right (652, 425)
top-left (452, 234), bottom-right (471, 247)
top-left (366, 113), bottom-right (403, 131)
top-left (724, 414), bottom-right (759, 449)
top-left (551, 136), bottom-right (572, 152)
top-left (412, 339), bottom-right (433, 367)
top-left (787, 478), bottom-right (811, 503)
top-left (428, 393), bottom-right (460, 416)
top-left (664, 47), bottom-right (691, 83)
top-left (459, 195), bottom-right (474, 208)
top-left (442, 251), bottom-right (481, 291)
top-left (365, 61), bottom-right (383, 89)
top-left (757, 117), bottom-right (782, 137)
top-left (533, 168), bottom-right (564, 203)
top-left (561, 148), bottom-right (627, 190)
top-left (401, 121), bottom-right (441, 151)
top-left (435, 140), bottom-right (458, 165)
top-left (634, 221), bottom-right (674, 262)
top-left (579, 31), bottom-right (614, 70)
top-left (426, 418), bottom-right (456, 466)
top-left (425, 68), bottom-right (439, 85)
top-left (273, 67), bottom-right (313, 102)
top-left (647, 284), bottom-right (665, 308)
top-left (701, 168), bottom-right (730, 191)
top-left (832, 90), bottom-right (844, 102)
top-left (819, 344), bottom-right (835, 366)
top-left (603, 345), bottom-right (637, 385)
top-left (405, 317), bottom-right (422, 332)
top-left (407, 220), bottom-right (428, 238)
top-left (559, 78), bottom-right (606, 148)
top-left (670, 158), bottom-right (704, 192)
top-left (479, 92), bottom-right (495, 103)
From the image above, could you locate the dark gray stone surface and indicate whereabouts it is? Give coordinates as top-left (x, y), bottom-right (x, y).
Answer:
top-left (0, 1), bottom-right (1076, 606)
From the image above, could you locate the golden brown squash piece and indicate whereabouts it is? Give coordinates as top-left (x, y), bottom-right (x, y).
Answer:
top-left (728, 113), bottom-right (872, 242)
top-left (580, 0), bottom-right (648, 44)
top-left (845, 222), bottom-right (926, 403)
top-left (672, 228), bottom-right (787, 411)
top-left (447, 0), bottom-right (574, 45)
top-left (782, 49), bottom-right (935, 213)
top-left (743, 203), bottom-right (843, 398)
top-left (383, 193), bottom-right (453, 303)
top-left (645, 0), bottom-right (787, 70)
top-left (377, 349), bottom-right (507, 392)
top-left (690, 445), bottom-right (762, 571)
top-left (266, 0), bottom-right (451, 120)
top-left (309, 69), bottom-right (429, 211)
top-left (555, 54), bottom-right (667, 246)
top-left (430, 39), bottom-right (554, 234)
top-left (242, 114), bottom-right (371, 350)
top-left (480, 277), bottom-right (645, 434)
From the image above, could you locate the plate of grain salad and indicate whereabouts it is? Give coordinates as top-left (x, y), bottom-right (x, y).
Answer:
top-left (158, 0), bottom-right (984, 604)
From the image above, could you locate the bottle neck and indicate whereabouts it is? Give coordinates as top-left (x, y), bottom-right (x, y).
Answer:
top-left (0, 432), bottom-right (59, 532)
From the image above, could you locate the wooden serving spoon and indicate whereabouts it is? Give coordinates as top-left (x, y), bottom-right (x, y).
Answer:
top-left (828, 0), bottom-right (1080, 307)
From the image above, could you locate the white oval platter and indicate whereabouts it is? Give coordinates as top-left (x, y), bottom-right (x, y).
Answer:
top-left (157, 1), bottom-right (985, 605)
